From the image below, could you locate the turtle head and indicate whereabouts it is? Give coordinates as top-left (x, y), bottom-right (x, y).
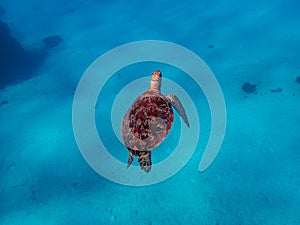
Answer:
top-left (150, 70), bottom-right (162, 91)
top-left (151, 70), bottom-right (162, 81)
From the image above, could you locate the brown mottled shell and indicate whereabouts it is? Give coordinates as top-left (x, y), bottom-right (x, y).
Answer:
top-left (122, 90), bottom-right (174, 152)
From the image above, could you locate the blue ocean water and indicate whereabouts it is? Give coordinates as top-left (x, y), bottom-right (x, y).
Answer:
top-left (0, 0), bottom-right (299, 224)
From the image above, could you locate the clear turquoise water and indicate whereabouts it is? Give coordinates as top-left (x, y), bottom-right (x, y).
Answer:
top-left (0, 0), bottom-right (299, 224)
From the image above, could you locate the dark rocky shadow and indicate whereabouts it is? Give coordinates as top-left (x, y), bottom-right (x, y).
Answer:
top-left (0, 19), bottom-right (62, 88)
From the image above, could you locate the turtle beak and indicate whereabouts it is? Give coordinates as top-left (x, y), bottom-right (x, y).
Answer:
top-left (151, 70), bottom-right (162, 81)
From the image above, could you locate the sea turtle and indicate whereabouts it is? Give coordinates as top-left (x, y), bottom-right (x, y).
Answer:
top-left (122, 70), bottom-right (190, 173)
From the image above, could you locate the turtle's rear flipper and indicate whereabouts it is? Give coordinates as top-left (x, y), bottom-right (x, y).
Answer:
top-left (165, 94), bottom-right (190, 127)
top-left (138, 151), bottom-right (151, 173)
top-left (127, 151), bottom-right (134, 168)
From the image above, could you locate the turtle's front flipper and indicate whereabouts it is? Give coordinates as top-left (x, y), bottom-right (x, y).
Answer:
top-left (165, 94), bottom-right (190, 127)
